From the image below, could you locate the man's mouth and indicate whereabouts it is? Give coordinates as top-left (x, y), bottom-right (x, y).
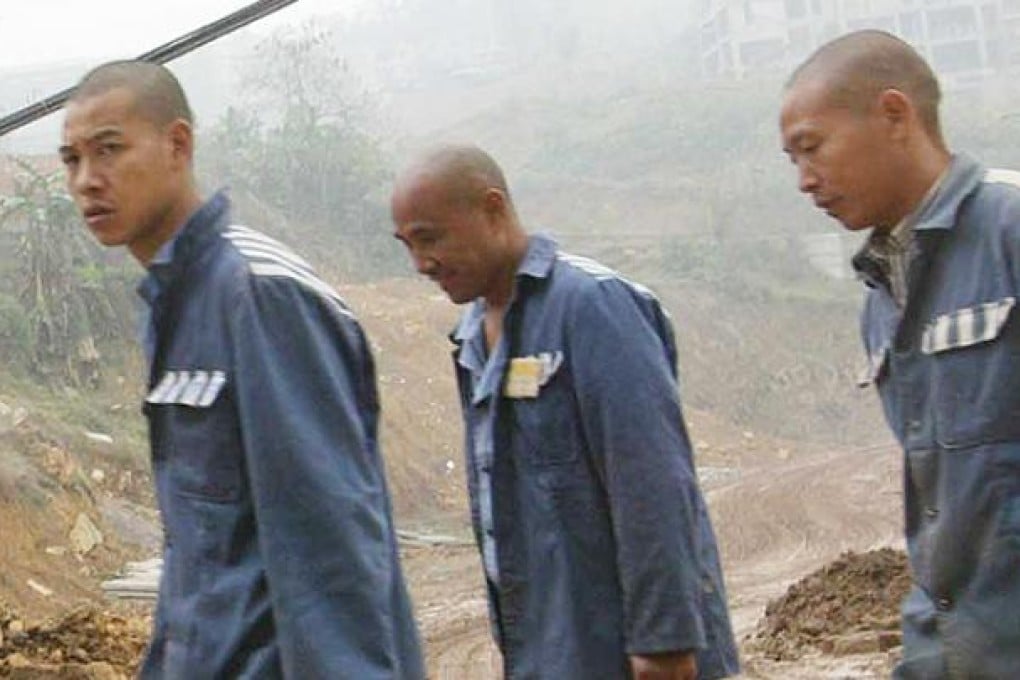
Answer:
top-left (83, 205), bottom-right (114, 227)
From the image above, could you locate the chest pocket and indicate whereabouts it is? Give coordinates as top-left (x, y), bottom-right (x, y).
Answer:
top-left (924, 297), bottom-right (1020, 448)
top-left (511, 368), bottom-right (580, 468)
top-left (148, 370), bottom-right (242, 503)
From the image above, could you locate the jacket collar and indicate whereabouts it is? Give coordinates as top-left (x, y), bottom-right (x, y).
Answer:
top-left (137, 190), bottom-right (231, 305)
top-left (451, 233), bottom-right (558, 345)
top-left (853, 154), bottom-right (983, 286)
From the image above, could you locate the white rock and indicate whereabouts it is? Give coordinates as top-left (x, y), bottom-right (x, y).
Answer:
top-left (85, 431), bottom-right (114, 445)
top-left (69, 513), bottom-right (104, 555)
top-left (91, 468), bottom-right (106, 483)
top-left (27, 579), bottom-right (53, 597)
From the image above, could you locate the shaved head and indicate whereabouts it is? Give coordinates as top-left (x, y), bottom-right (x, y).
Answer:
top-left (391, 145), bottom-right (528, 305)
top-left (397, 144), bottom-right (511, 210)
top-left (70, 60), bottom-right (193, 128)
top-left (788, 30), bottom-right (942, 143)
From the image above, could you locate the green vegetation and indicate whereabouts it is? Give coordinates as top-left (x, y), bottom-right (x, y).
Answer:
top-left (0, 160), bottom-right (136, 389)
top-left (199, 25), bottom-right (401, 280)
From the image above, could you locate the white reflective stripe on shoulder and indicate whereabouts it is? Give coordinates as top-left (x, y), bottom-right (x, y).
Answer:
top-left (223, 225), bottom-right (356, 320)
top-left (922, 297), bottom-right (1016, 354)
top-left (223, 227), bottom-right (316, 274)
top-left (984, 169), bottom-right (1020, 188)
top-left (557, 251), bottom-right (658, 300)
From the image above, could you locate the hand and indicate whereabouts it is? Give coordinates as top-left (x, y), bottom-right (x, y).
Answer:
top-left (629, 650), bottom-right (698, 680)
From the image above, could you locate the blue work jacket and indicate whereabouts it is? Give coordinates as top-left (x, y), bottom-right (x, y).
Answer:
top-left (137, 193), bottom-right (423, 679)
top-left (856, 155), bottom-right (1020, 678)
top-left (452, 235), bottom-right (739, 679)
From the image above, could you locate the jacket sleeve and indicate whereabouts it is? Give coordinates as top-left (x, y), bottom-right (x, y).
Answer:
top-left (228, 274), bottom-right (407, 678)
top-left (567, 278), bottom-right (710, 655)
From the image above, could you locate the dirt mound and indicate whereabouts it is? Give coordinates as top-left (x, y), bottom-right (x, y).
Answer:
top-left (0, 605), bottom-right (149, 678)
top-left (750, 548), bottom-right (911, 660)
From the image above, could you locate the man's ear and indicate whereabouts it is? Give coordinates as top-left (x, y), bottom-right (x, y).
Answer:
top-left (166, 118), bottom-right (195, 166)
top-left (483, 188), bottom-right (508, 218)
top-left (876, 88), bottom-right (913, 140)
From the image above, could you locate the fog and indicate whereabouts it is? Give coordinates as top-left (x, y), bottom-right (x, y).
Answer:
top-left (4, 2), bottom-right (1020, 672)
top-left (3, 0), bottom-right (1020, 451)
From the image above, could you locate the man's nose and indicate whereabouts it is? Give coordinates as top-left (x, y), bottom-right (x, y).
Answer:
top-left (797, 160), bottom-right (819, 194)
top-left (415, 254), bottom-right (438, 277)
top-left (70, 157), bottom-right (102, 195)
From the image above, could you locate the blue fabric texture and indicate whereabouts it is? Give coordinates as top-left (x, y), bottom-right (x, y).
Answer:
top-left (137, 192), bottom-right (424, 679)
top-left (452, 234), bottom-right (740, 679)
top-left (855, 155), bottom-right (1020, 678)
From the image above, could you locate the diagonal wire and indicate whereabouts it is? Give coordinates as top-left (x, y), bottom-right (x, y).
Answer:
top-left (0, 0), bottom-right (299, 138)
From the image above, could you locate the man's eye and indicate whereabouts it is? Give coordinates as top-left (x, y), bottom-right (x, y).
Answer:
top-left (98, 143), bottom-right (120, 157)
top-left (61, 154), bottom-right (79, 168)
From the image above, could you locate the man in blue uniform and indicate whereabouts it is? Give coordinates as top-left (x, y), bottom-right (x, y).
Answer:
top-left (781, 30), bottom-right (1020, 677)
top-left (391, 145), bottom-right (739, 680)
top-left (60, 60), bottom-right (423, 679)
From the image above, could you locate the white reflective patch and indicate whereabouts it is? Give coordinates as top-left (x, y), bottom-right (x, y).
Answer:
top-left (923, 297), bottom-right (1016, 354)
top-left (932, 314), bottom-right (952, 353)
top-left (956, 306), bottom-right (975, 347)
top-left (146, 371), bottom-right (178, 404)
top-left (162, 371), bottom-right (193, 404)
top-left (178, 370), bottom-right (210, 407)
top-left (197, 371), bottom-right (227, 407)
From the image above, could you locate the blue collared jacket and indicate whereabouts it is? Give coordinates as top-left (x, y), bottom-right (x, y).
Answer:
top-left (452, 235), bottom-right (739, 679)
top-left (137, 193), bottom-right (423, 679)
top-left (855, 155), bottom-right (1020, 678)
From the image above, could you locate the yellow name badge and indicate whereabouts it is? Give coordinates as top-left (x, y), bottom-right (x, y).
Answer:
top-left (504, 357), bottom-right (542, 398)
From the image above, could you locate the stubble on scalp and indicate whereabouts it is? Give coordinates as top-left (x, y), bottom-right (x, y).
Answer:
top-left (400, 144), bottom-right (512, 211)
top-left (69, 60), bottom-right (193, 129)
top-left (787, 29), bottom-right (943, 144)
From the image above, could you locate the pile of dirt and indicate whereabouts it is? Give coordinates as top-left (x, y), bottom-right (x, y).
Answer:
top-left (749, 548), bottom-right (911, 660)
top-left (0, 604), bottom-right (149, 679)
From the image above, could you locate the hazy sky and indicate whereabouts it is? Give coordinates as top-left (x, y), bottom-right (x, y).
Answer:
top-left (0, 0), bottom-right (361, 70)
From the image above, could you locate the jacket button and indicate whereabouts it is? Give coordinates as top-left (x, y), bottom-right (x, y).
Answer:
top-left (908, 419), bottom-right (922, 432)
top-left (925, 506), bottom-right (939, 519)
top-left (937, 597), bottom-right (952, 611)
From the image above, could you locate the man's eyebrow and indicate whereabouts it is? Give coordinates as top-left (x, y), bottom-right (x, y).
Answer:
top-left (88, 127), bottom-right (124, 142)
top-left (58, 126), bottom-right (125, 156)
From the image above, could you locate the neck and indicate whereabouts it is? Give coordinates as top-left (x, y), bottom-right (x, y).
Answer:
top-left (483, 227), bottom-right (530, 310)
top-left (878, 146), bottom-right (951, 232)
top-left (133, 185), bottom-right (204, 267)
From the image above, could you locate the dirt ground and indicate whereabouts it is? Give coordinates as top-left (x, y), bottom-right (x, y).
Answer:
top-left (402, 424), bottom-right (907, 680)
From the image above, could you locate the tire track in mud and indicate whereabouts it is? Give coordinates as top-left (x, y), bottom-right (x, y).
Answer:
top-left (407, 444), bottom-right (904, 678)
top-left (709, 445), bottom-right (902, 638)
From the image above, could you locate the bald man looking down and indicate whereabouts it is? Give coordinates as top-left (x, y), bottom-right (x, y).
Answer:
top-left (60, 60), bottom-right (424, 679)
top-left (782, 31), bottom-right (1020, 677)
top-left (392, 145), bottom-right (739, 680)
